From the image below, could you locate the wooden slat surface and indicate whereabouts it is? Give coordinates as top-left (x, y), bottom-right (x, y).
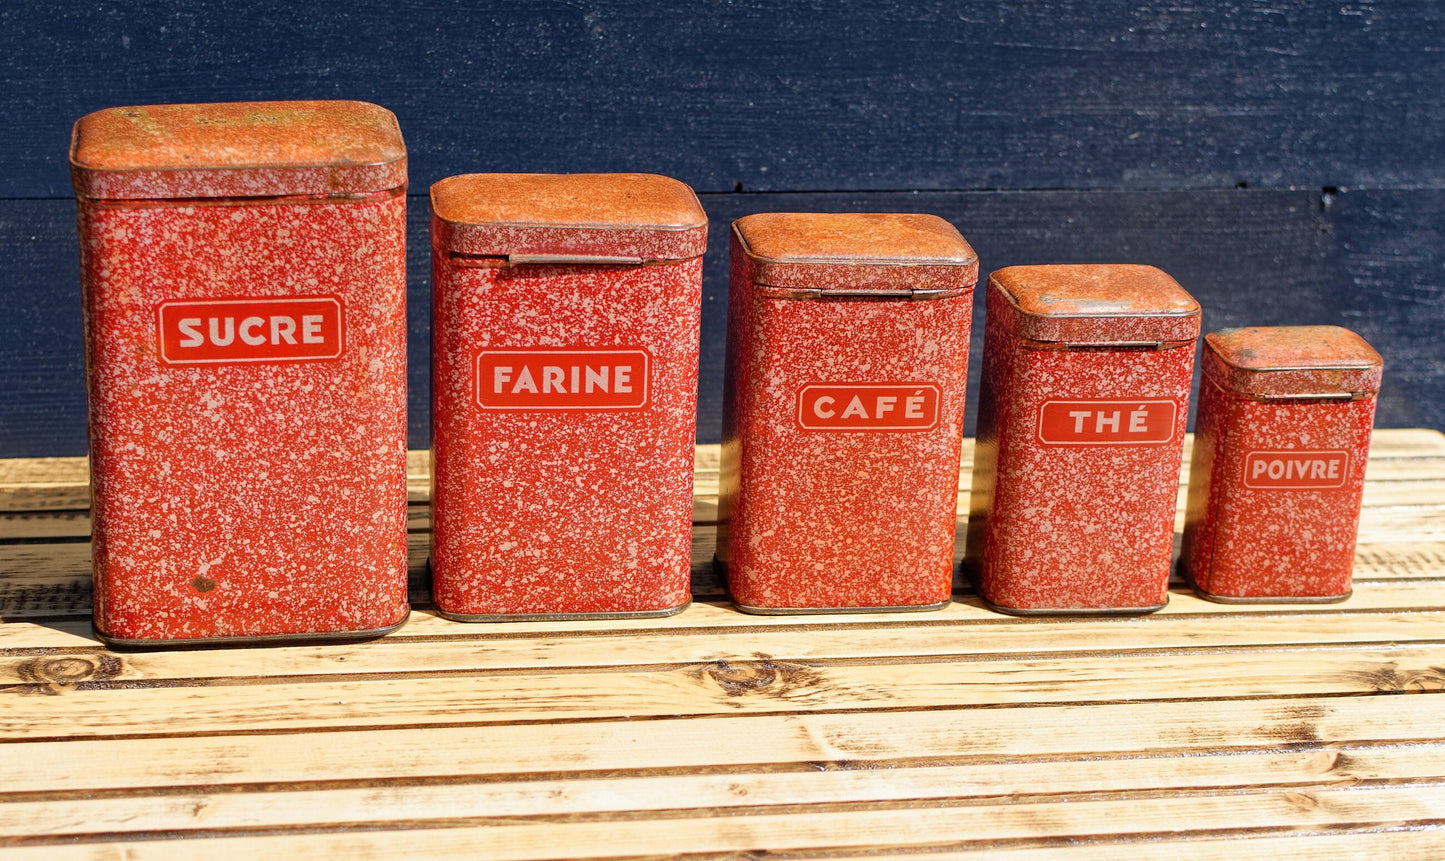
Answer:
top-left (2, 429), bottom-right (1444, 856)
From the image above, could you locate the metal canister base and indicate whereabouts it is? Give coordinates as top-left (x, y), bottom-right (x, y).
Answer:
top-left (1189, 583), bottom-right (1352, 605)
top-left (437, 600), bottom-right (691, 623)
top-left (94, 610), bottom-right (410, 651)
top-left (734, 599), bottom-right (950, 616)
top-left (979, 595), bottom-right (1168, 617)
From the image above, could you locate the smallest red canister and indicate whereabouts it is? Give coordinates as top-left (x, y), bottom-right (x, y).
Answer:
top-left (1182, 326), bottom-right (1383, 602)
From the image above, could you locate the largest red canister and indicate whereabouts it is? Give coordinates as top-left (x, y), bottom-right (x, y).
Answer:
top-left (965, 265), bottom-right (1200, 614)
top-left (719, 213), bottom-right (978, 613)
top-left (72, 101), bottom-right (411, 647)
top-left (430, 173), bottom-right (707, 620)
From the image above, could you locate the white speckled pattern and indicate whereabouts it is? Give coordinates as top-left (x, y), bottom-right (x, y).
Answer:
top-left (720, 216), bottom-right (977, 611)
top-left (81, 193), bottom-right (411, 643)
top-left (430, 257), bottom-right (702, 617)
top-left (966, 268), bottom-right (1198, 613)
top-left (1182, 327), bottom-right (1381, 600)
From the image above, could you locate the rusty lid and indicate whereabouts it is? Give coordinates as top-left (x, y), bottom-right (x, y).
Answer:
top-left (71, 101), bottom-right (407, 201)
top-left (988, 264), bottom-right (1200, 345)
top-left (732, 212), bottom-right (977, 295)
top-left (1203, 326), bottom-right (1383, 399)
top-left (431, 173), bottom-right (708, 262)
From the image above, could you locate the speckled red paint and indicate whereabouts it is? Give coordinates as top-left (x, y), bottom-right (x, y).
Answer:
top-left (430, 174), bottom-right (706, 620)
top-left (966, 265), bottom-right (1200, 614)
top-left (1182, 326), bottom-right (1382, 601)
top-left (719, 213), bottom-right (977, 613)
top-left (73, 101), bottom-right (411, 646)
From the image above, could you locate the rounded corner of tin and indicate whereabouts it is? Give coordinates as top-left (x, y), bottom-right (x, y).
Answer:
top-left (436, 599), bottom-right (692, 624)
top-left (90, 623), bottom-right (129, 651)
top-left (432, 607), bottom-right (484, 624)
top-left (732, 598), bottom-right (951, 616)
top-left (1190, 586), bottom-right (1352, 605)
top-left (979, 594), bottom-right (1168, 617)
top-left (91, 617), bottom-right (410, 651)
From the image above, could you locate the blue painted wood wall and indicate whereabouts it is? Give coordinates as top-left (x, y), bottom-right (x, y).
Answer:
top-left (2, 1), bottom-right (1442, 455)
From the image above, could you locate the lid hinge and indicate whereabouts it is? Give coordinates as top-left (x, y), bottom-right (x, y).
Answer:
top-left (507, 254), bottom-right (649, 267)
top-left (1236, 391), bottom-right (1367, 403)
top-left (446, 252), bottom-right (654, 268)
top-left (757, 285), bottom-right (968, 301)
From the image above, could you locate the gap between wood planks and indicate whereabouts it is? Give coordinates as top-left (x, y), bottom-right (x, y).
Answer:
top-left (2, 792), bottom-right (1445, 859)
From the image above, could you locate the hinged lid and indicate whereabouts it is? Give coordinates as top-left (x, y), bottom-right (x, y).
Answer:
top-left (1203, 326), bottom-right (1383, 399)
top-left (431, 173), bottom-right (708, 262)
top-left (71, 100), bottom-right (407, 200)
top-left (988, 264), bottom-right (1200, 346)
top-left (732, 213), bottom-right (977, 295)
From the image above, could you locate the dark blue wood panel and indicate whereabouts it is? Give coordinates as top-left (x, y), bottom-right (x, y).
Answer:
top-left (4, 188), bottom-right (1440, 456)
top-left (0, 200), bottom-right (84, 457)
top-left (2, 1), bottom-right (1441, 454)
top-left (0, 1), bottom-right (1440, 197)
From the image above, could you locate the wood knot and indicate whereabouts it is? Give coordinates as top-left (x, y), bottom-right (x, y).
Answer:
top-left (16, 654), bottom-right (124, 694)
top-left (706, 659), bottom-right (779, 695)
top-left (692, 655), bottom-right (826, 700)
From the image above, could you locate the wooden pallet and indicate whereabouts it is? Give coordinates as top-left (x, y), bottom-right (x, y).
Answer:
top-left (2, 431), bottom-right (1444, 858)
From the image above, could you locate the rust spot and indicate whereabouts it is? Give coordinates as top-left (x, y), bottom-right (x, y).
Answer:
top-left (192, 577), bottom-right (217, 593)
top-left (690, 654), bottom-right (827, 700)
top-left (16, 654), bottom-right (124, 694)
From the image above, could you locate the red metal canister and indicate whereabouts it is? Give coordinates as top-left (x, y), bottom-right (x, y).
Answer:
top-left (72, 101), bottom-right (411, 646)
top-left (429, 173), bottom-right (707, 620)
top-left (1182, 326), bottom-right (1382, 601)
top-left (719, 213), bottom-right (977, 613)
top-left (965, 265), bottom-right (1200, 614)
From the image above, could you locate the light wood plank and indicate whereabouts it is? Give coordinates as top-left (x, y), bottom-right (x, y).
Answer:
top-left (735, 830), bottom-right (1445, 861)
top-left (0, 510), bottom-right (90, 540)
top-left (6, 609), bottom-right (1445, 686)
top-left (4, 743), bottom-right (1445, 841)
top-left (1363, 428), bottom-right (1445, 455)
top-left (3, 694), bottom-right (1444, 794)
top-left (3, 643), bottom-right (1445, 740)
top-left (4, 783), bottom-right (1445, 859)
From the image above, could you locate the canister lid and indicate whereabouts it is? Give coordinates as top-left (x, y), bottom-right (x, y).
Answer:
top-left (70, 101), bottom-right (407, 200)
top-left (431, 173), bottom-right (708, 262)
top-left (732, 213), bottom-right (977, 294)
top-left (1203, 326), bottom-right (1383, 398)
top-left (988, 264), bottom-right (1200, 345)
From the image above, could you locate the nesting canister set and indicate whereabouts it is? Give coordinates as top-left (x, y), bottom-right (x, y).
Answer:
top-left (70, 100), bottom-right (1384, 647)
